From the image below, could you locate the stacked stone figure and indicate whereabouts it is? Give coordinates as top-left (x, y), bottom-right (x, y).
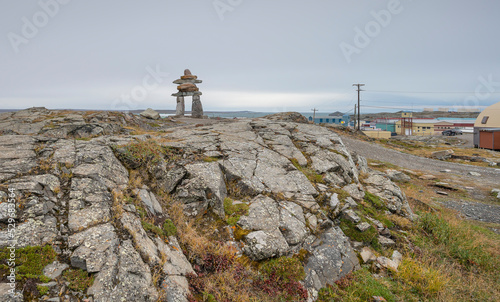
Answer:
top-left (173, 69), bottom-right (203, 118)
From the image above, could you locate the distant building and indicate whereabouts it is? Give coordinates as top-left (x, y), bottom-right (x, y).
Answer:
top-left (362, 130), bottom-right (392, 139)
top-left (396, 119), bottom-right (436, 136)
top-left (438, 108), bottom-right (449, 112)
top-left (423, 108), bottom-right (434, 112)
top-left (457, 108), bottom-right (480, 113)
top-left (434, 121), bottom-right (454, 134)
top-left (309, 114), bottom-right (350, 125)
top-left (474, 102), bottom-right (500, 150)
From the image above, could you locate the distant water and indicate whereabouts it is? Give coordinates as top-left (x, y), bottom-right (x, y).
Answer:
top-left (160, 112), bottom-right (334, 119)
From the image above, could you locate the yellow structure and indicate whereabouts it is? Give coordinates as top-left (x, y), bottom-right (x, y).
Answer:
top-left (395, 120), bottom-right (435, 136)
top-left (434, 121), bottom-right (454, 134)
top-left (474, 101), bottom-right (500, 149)
top-left (362, 130), bottom-right (392, 139)
top-left (474, 102), bottom-right (500, 128)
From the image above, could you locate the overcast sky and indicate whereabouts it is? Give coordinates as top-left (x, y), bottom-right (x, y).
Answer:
top-left (1, 0), bottom-right (499, 113)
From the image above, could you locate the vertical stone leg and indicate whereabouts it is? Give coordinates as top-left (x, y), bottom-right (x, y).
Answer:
top-left (191, 95), bottom-right (203, 118)
top-left (176, 96), bottom-right (185, 116)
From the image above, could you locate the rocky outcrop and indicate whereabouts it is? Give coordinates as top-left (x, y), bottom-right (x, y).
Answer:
top-left (264, 112), bottom-right (309, 123)
top-left (0, 108), bottom-right (416, 301)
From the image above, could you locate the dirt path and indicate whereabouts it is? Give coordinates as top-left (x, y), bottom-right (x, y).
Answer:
top-left (340, 135), bottom-right (500, 187)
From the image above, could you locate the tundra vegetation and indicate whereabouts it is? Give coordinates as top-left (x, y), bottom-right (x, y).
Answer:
top-left (0, 108), bottom-right (498, 302)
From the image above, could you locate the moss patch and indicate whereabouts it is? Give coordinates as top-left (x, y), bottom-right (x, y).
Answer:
top-left (63, 268), bottom-right (94, 292)
top-left (364, 192), bottom-right (385, 209)
top-left (37, 285), bottom-right (49, 296)
top-left (223, 198), bottom-right (249, 226)
top-left (141, 221), bottom-right (164, 237)
top-left (291, 158), bottom-right (325, 184)
top-left (339, 217), bottom-right (380, 251)
top-left (0, 245), bottom-right (56, 283)
top-left (163, 219), bottom-right (177, 236)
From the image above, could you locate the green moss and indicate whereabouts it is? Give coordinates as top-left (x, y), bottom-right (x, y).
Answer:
top-left (364, 192), bottom-right (385, 209)
top-left (63, 269), bottom-right (94, 292)
top-left (163, 219), bottom-right (177, 237)
top-left (233, 226), bottom-right (251, 241)
top-left (203, 292), bottom-right (217, 302)
top-left (37, 285), bottom-right (49, 296)
top-left (39, 275), bottom-right (51, 283)
top-left (0, 245), bottom-right (57, 283)
top-left (141, 221), bottom-right (164, 237)
top-left (291, 158), bottom-right (325, 184)
top-left (226, 216), bottom-right (240, 226)
top-left (360, 204), bottom-right (394, 229)
top-left (259, 256), bottom-right (305, 283)
top-left (223, 198), bottom-right (249, 226)
top-left (340, 218), bottom-right (378, 247)
top-left (202, 156), bottom-right (219, 162)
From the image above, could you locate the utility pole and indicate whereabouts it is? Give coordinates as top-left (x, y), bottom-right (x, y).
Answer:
top-left (353, 84), bottom-right (365, 131)
top-left (354, 104), bottom-right (357, 130)
top-left (311, 108), bottom-right (317, 124)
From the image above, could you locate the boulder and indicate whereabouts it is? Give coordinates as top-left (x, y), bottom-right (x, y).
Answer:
top-left (360, 247), bottom-right (376, 263)
top-left (243, 229), bottom-right (289, 261)
top-left (140, 108), bottom-right (160, 120)
top-left (385, 169), bottom-right (411, 182)
top-left (278, 201), bottom-right (308, 245)
top-left (88, 240), bottom-right (159, 301)
top-left (121, 212), bottom-right (161, 265)
top-left (304, 227), bottom-right (360, 291)
top-left (43, 261), bottom-right (69, 279)
top-left (356, 222), bottom-right (371, 232)
top-left (378, 236), bottom-right (396, 248)
top-left (136, 188), bottom-right (163, 215)
top-left (431, 149), bottom-right (453, 160)
top-left (376, 256), bottom-right (398, 271)
top-left (68, 223), bottom-right (119, 273)
top-left (177, 162), bottom-right (227, 218)
top-left (342, 209), bottom-right (361, 224)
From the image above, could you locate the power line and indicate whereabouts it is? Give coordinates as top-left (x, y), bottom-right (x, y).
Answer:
top-left (366, 90), bottom-right (500, 94)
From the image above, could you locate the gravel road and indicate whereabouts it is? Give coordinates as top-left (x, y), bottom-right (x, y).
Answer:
top-left (439, 200), bottom-right (500, 224)
top-left (340, 135), bottom-right (500, 187)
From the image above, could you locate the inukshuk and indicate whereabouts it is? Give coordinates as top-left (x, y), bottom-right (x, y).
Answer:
top-left (172, 69), bottom-right (203, 118)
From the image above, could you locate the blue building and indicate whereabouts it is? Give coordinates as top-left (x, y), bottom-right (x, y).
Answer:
top-left (308, 114), bottom-right (351, 125)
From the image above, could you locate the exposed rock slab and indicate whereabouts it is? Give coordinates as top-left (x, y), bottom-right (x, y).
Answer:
top-left (304, 227), bottom-right (360, 291)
